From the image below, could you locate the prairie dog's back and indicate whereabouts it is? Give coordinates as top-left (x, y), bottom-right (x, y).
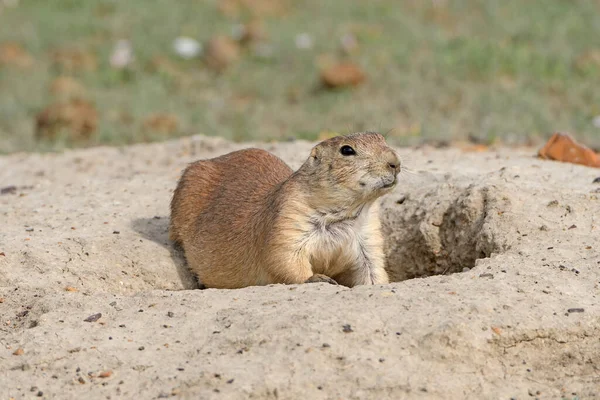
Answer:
top-left (169, 148), bottom-right (293, 287)
top-left (170, 148), bottom-right (293, 243)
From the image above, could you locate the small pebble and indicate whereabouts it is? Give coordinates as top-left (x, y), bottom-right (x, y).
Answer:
top-left (342, 324), bottom-right (353, 333)
top-left (567, 308), bottom-right (585, 313)
top-left (167, 311), bottom-right (174, 318)
top-left (0, 185), bottom-right (17, 195)
top-left (138, 346), bottom-right (145, 351)
top-left (99, 370), bottom-right (113, 378)
top-left (84, 313), bottom-right (102, 322)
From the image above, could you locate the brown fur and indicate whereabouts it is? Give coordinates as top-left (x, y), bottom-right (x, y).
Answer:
top-left (170, 132), bottom-right (400, 289)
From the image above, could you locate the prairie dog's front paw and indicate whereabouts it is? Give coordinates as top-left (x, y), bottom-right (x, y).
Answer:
top-left (305, 274), bottom-right (338, 285)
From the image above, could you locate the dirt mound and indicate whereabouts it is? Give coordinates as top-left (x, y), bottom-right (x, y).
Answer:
top-left (1, 136), bottom-right (599, 398)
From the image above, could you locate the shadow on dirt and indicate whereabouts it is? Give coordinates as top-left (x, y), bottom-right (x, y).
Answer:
top-left (131, 216), bottom-right (199, 290)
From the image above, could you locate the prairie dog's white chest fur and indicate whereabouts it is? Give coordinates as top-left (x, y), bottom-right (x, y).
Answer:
top-left (302, 202), bottom-right (383, 278)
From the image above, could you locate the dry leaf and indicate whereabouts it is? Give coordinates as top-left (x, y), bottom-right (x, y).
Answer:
top-left (0, 42), bottom-right (33, 68)
top-left (204, 36), bottom-right (240, 71)
top-left (218, 0), bottom-right (287, 18)
top-left (35, 99), bottom-right (98, 140)
top-left (321, 62), bottom-right (366, 89)
top-left (142, 113), bottom-right (179, 135)
top-left (50, 48), bottom-right (97, 72)
top-left (49, 76), bottom-right (85, 99)
top-left (538, 133), bottom-right (600, 168)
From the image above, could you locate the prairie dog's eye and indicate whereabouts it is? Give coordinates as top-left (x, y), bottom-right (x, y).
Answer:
top-left (340, 145), bottom-right (356, 156)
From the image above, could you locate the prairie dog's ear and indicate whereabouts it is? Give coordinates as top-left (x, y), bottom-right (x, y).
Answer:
top-left (309, 146), bottom-right (321, 166)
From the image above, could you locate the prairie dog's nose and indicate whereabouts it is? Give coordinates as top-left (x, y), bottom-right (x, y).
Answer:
top-left (386, 151), bottom-right (401, 174)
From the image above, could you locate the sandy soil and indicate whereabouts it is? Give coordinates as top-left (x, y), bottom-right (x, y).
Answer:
top-left (1, 135), bottom-right (599, 399)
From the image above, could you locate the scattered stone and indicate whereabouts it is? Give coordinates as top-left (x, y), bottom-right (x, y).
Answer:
top-left (342, 324), bottom-right (353, 333)
top-left (109, 40), bottom-right (134, 69)
top-left (593, 177), bottom-right (600, 184)
top-left (479, 273), bottom-right (494, 279)
top-left (167, 311), bottom-right (174, 318)
top-left (84, 313), bottom-right (102, 322)
top-left (340, 33), bottom-right (359, 55)
top-left (0, 186), bottom-right (17, 195)
top-left (173, 37), bottom-right (202, 59)
top-left (491, 326), bottom-right (502, 335)
top-left (13, 348), bottom-right (24, 356)
top-left (567, 308), bottom-right (584, 313)
top-left (295, 33), bottom-right (313, 49)
top-left (65, 286), bottom-right (78, 292)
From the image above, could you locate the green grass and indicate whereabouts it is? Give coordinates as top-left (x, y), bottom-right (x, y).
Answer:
top-left (1, 0), bottom-right (600, 153)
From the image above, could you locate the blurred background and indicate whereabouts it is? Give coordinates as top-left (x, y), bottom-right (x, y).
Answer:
top-left (1, 0), bottom-right (599, 154)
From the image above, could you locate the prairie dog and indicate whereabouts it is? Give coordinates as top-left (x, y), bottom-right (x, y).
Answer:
top-left (170, 132), bottom-right (400, 289)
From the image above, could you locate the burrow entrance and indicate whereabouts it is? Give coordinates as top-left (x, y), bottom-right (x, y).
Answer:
top-left (382, 182), bottom-right (514, 282)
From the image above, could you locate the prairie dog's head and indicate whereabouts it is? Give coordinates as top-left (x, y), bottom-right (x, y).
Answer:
top-left (300, 132), bottom-right (401, 208)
